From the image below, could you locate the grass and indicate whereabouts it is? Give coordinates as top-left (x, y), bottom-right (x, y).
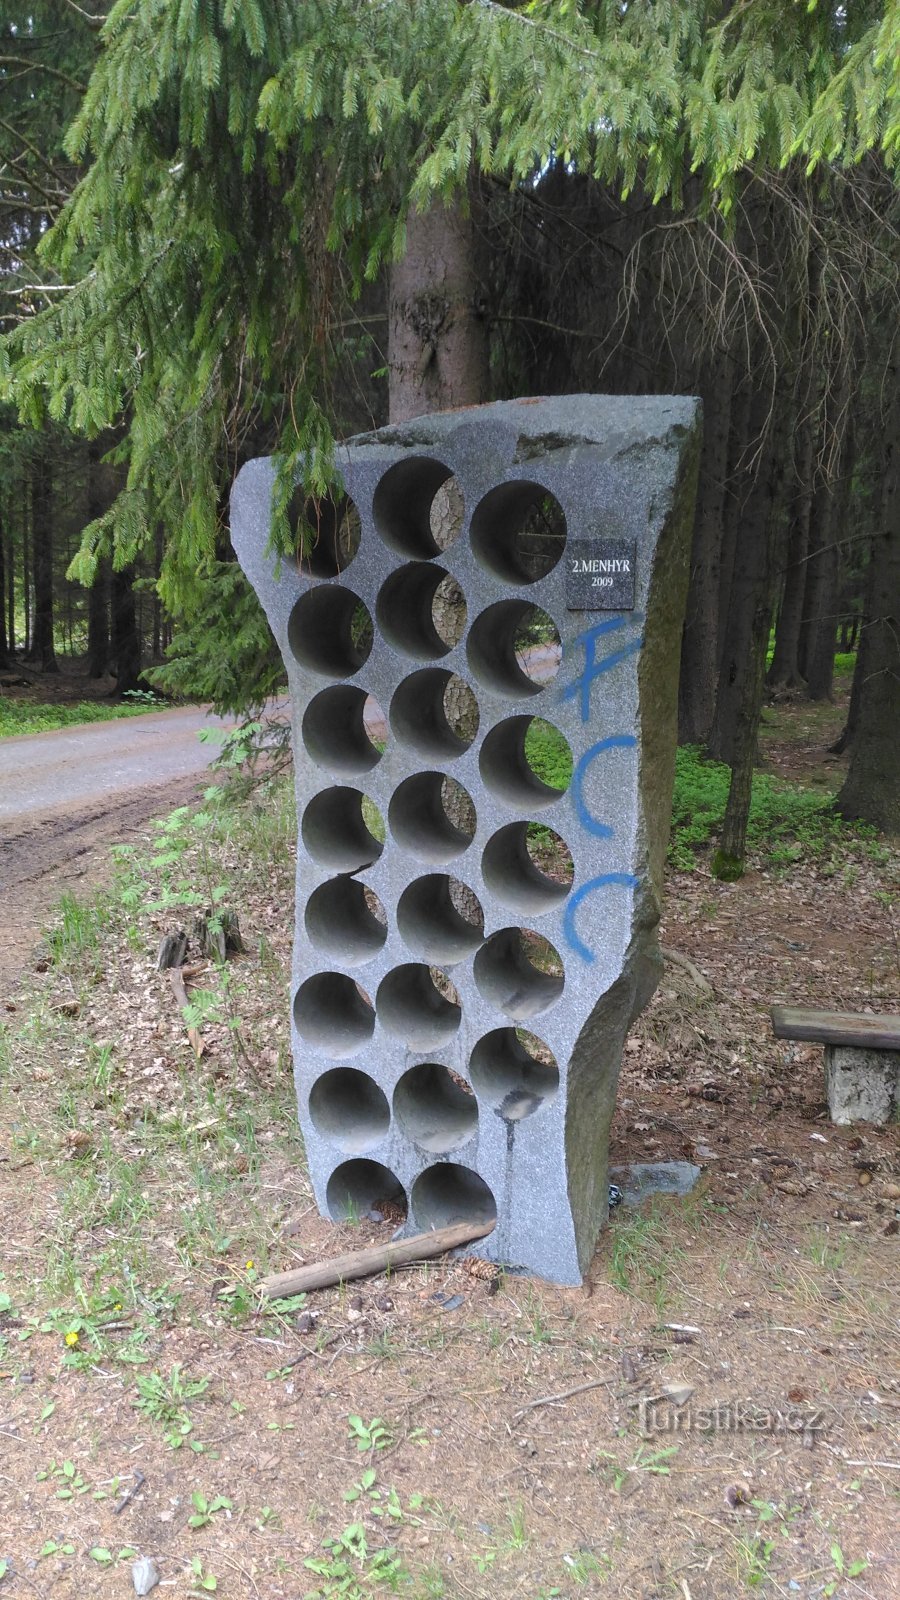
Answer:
top-left (524, 716), bottom-right (573, 789)
top-left (668, 744), bottom-right (880, 871)
top-left (0, 695), bottom-right (165, 738)
top-left (44, 891), bottom-right (112, 968)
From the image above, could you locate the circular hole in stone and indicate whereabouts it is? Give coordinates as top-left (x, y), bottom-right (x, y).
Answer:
top-left (479, 715), bottom-right (573, 810)
top-left (469, 1027), bottom-right (559, 1121)
top-left (287, 586), bottom-right (373, 679)
top-left (290, 489), bottom-right (362, 577)
top-left (393, 1063), bottom-right (477, 1153)
top-left (390, 669), bottom-right (479, 761)
top-left (373, 458), bottom-right (463, 558)
top-left (470, 482), bottom-right (566, 585)
top-left (326, 1158), bottom-right (406, 1223)
top-left (302, 686), bottom-right (386, 776)
top-left (482, 822), bottom-right (573, 914)
top-left (388, 772), bottom-right (475, 863)
top-left (305, 877), bottom-right (387, 967)
top-left (467, 600), bottom-right (560, 698)
top-left (302, 787), bottom-right (385, 872)
top-left (376, 963), bottom-right (462, 1050)
top-left (293, 973), bottom-right (375, 1058)
top-left (473, 927), bottom-right (564, 1020)
top-left (376, 564), bottom-right (466, 661)
top-left (397, 874), bottom-right (484, 965)
top-left (308, 1068), bottom-right (390, 1153)
top-left (411, 1163), bottom-right (497, 1230)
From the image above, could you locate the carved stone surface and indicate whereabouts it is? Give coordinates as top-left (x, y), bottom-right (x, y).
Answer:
top-left (231, 394), bottom-right (701, 1283)
top-left (824, 1045), bottom-right (900, 1125)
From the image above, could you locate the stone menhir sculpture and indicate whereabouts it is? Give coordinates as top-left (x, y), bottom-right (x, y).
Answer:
top-left (231, 395), bottom-right (700, 1284)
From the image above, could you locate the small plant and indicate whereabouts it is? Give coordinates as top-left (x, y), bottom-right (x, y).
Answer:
top-left (823, 1543), bottom-right (869, 1596)
top-left (347, 1415), bottom-right (393, 1452)
top-left (37, 1540), bottom-right (76, 1560)
top-left (562, 1549), bottom-right (614, 1586)
top-left (736, 1532), bottom-right (775, 1590)
top-left (594, 1443), bottom-right (678, 1492)
top-left (189, 1555), bottom-right (218, 1592)
top-left (607, 1203), bottom-right (680, 1309)
top-left (45, 891), bottom-right (110, 967)
top-left (188, 1491), bottom-right (232, 1528)
top-left (133, 1365), bottom-right (210, 1449)
top-left (304, 1522), bottom-right (405, 1596)
top-left (88, 1547), bottom-right (137, 1567)
top-left (805, 1228), bottom-right (849, 1270)
top-left (36, 1458), bottom-right (91, 1498)
top-left (523, 1291), bottom-right (554, 1346)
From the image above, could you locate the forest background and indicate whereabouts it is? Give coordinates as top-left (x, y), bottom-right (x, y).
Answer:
top-left (0, 0), bottom-right (898, 868)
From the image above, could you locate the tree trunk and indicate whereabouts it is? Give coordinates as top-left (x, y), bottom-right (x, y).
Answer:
top-left (835, 362), bottom-right (900, 834)
top-left (27, 445), bottom-right (59, 672)
top-left (708, 381), bottom-right (777, 766)
top-left (389, 188), bottom-right (488, 896)
top-left (767, 248), bottom-right (820, 691)
top-left (86, 560), bottom-right (110, 678)
top-left (767, 491), bottom-right (810, 690)
top-left (800, 427), bottom-right (854, 702)
top-left (111, 565), bottom-right (141, 693)
top-left (713, 405), bottom-right (792, 877)
top-left (801, 479), bottom-right (839, 701)
top-left (388, 192), bottom-right (489, 424)
top-left (5, 506), bottom-right (14, 658)
top-left (0, 505), bottom-right (10, 669)
top-left (678, 350), bottom-right (733, 744)
top-left (714, 376), bottom-right (752, 689)
top-left (22, 473), bottom-right (30, 653)
top-left (830, 607), bottom-right (868, 754)
top-left (85, 439), bottom-right (112, 677)
top-left (152, 523), bottom-right (164, 660)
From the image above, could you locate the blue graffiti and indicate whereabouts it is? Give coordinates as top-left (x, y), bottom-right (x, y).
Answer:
top-left (560, 616), bottom-right (644, 960)
top-left (562, 873), bottom-right (640, 963)
top-left (572, 734), bottom-right (637, 838)
top-left (562, 614), bottom-right (643, 723)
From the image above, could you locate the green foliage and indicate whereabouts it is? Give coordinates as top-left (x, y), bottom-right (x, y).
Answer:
top-left (133, 1364), bottom-right (210, 1450)
top-left (670, 746), bottom-right (875, 871)
top-left (45, 891), bottom-right (111, 967)
top-left (149, 561), bottom-right (284, 717)
top-left (347, 1415), bottom-right (393, 1452)
top-left (524, 717), bottom-right (573, 791)
top-left (188, 1491), bottom-right (232, 1529)
top-left (2, 0), bottom-right (895, 612)
top-left (0, 699), bottom-right (161, 738)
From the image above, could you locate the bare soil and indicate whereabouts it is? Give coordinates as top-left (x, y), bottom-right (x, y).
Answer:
top-left (0, 692), bottom-right (897, 1600)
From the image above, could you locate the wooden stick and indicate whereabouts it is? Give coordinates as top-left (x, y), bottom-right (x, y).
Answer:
top-left (167, 967), bottom-right (206, 1058)
top-left (260, 1220), bottom-right (495, 1297)
top-left (512, 1376), bottom-right (612, 1420)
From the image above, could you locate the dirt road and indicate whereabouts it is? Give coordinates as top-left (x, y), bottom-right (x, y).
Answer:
top-left (0, 707), bottom-right (230, 995)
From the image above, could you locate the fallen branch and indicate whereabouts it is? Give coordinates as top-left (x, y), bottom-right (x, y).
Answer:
top-left (167, 967), bottom-right (206, 1058)
top-left (661, 946), bottom-right (713, 994)
top-left (260, 1220), bottom-right (495, 1297)
top-left (512, 1376), bottom-right (612, 1420)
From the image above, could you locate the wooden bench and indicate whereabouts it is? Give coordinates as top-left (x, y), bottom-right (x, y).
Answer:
top-left (771, 1006), bottom-right (900, 1126)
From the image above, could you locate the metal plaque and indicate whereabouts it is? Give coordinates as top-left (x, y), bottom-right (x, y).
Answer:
top-left (566, 538), bottom-right (637, 610)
